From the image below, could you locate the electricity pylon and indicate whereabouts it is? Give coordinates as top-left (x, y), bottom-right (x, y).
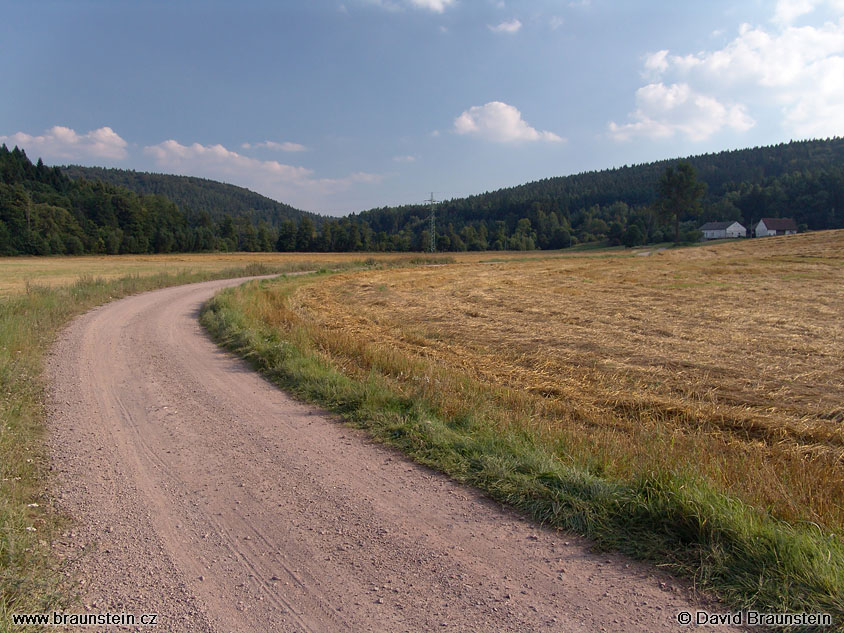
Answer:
top-left (426, 192), bottom-right (439, 253)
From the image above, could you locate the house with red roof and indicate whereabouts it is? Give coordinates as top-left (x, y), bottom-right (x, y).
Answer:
top-left (754, 218), bottom-right (798, 237)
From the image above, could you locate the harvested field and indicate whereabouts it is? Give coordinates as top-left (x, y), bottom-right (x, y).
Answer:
top-left (287, 230), bottom-right (844, 531)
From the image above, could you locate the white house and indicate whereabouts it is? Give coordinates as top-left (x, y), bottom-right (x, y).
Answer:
top-left (754, 218), bottom-right (798, 237)
top-left (699, 221), bottom-right (747, 240)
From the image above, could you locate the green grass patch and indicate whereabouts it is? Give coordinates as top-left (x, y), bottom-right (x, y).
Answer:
top-left (201, 274), bottom-right (844, 632)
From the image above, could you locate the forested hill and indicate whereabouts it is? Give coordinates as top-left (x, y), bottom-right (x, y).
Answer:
top-left (1, 145), bottom-right (288, 255)
top-left (460, 136), bottom-right (844, 214)
top-left (354, 137), bottom-right (844, 250)
top-left (61, 166), bottom-right (315, 227)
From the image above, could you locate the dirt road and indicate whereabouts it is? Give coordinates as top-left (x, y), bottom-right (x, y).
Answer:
top-left (47, 276), bottom-right (734, 632)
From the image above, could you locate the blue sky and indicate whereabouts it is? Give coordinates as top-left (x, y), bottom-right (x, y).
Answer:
top-left (2, 0), bottom-right (843, 215)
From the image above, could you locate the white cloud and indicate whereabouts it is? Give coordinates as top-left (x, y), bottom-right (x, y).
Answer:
top-left (608, 83), bottom-right (755, 142)
top-left (366, 0), bottom-right (454, 12)
top-left (145, 140), bottom-right (311, 181)
top-left (454, 101), bottom-right (564, 143)
top-left (393, 154), bottom-right (417, 162)
top-left (782, 54), bottom-right (844, 135)
top-left (643, 49), bottom-right (670, 76)
top-left (489, 18), bottom-right (522, 33)
top-left (144, 139), bottom-right (381, 210)
top-left (771, 0), bottom-right (844, 23)
top-left (613, 3), bottom-right (844, 140)
top-left (362, 0), bottom-right (402, 11)
top-left (0, 125), bottom-right (128, 161)
top-left (774, 0), bottom-right (823, 25)
top-left (408, 0), bottom-right (454, 12)
top-left (665, 21), bottom-right (844, 87)
top-left (241, 140), bottom-right (307, 152)
top-left (549, 16), bottom-right (564, 30)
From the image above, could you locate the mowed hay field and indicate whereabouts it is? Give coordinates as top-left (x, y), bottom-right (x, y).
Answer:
top-left (285, 230), bottom-right (844, 532)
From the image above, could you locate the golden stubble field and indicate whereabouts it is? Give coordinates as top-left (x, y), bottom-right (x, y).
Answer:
top-left (291, 231), bottom-right (844, 529)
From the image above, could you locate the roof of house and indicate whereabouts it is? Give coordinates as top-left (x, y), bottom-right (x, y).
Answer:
top-left (700, 221), bottom-right (742, 231)
top-left (757, 217), bottom-right (798, 231)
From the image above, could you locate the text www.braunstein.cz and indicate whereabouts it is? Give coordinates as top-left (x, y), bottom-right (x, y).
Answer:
top-left (12, 611), bottom-right (158, 626)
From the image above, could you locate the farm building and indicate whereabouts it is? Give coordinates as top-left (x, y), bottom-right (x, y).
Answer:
top-left (699, 221), bottom-right (747, 240)
top-left (754, 218), bottom-right (798, 237)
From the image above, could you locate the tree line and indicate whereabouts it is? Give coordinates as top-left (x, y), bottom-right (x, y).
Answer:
top-left (352, 137), bottom-right (844, 250)
top-left (3, 138), bottom-right (843, 257)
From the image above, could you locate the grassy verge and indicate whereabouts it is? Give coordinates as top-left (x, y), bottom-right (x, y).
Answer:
top-left (0, 260), bottom-right (343, 632)
top-left (202, 273), bottom-right (844, 631)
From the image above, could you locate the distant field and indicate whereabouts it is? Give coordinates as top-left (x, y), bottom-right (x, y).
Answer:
top-left (0, 252), bottom-right (419, 295)
top-left (0, 250), bottom-right (585, 296)
top-left (281, 230), bottom-right (844, 530)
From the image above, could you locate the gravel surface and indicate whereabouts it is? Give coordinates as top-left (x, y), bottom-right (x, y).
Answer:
top-left (46, 276), bottom-right (740, 632)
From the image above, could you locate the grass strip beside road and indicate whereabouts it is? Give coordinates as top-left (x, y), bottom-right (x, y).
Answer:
top-left (201, 273), bottom-right (844, 631)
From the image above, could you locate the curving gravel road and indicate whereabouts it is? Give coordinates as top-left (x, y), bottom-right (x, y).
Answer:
top-left (46, 276), bottom-right (736, 632)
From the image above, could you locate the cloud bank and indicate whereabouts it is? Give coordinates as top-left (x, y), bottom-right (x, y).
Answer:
top-left (610, 0), bottom-right (844, 140)
top-left (0, 126), bottom-right (128, 161)
top-left (144, 139), bottom-right (381, 211)
top-left (609, 83), bottom-right (755, 142)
